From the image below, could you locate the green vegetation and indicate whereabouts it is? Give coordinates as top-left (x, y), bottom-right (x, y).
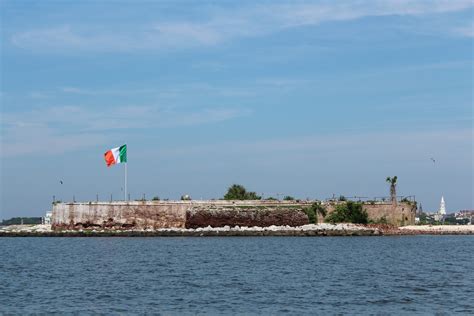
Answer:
top-left (181, 195), bottom-right (192, 201)
top-left (338, 195), bottom-right (347, 201)
top-left (400, 197), bottom-right (417, 208)
top-left (417, 213), bottom-right (431, 225)
top-left (1, 217), bottom-right (43, 225)
top-left (152, 196), bottom-right (160, 201)
top-left (224, 184), bottom-right (262, 200)
top-left (325, 201), bottom-right (369, 224)
top-left (302, 202), bottom-right (327, 224)
top-left (386, 176), bottom-right (398, 203)
top-left (283, 196), bottom-right (295, 201)
top-left (369, 216), bottom-right (388, 225)
top-left (266, 197), bottom-right (278, 201)
top-left (443, 215), bottom-right (470, 225)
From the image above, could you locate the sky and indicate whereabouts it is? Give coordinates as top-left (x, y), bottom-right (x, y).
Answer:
top-left (0, 0), bottom-right (472, 219)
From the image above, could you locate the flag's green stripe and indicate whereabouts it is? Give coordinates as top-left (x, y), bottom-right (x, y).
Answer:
top-left (119, 144), bottom-right (127, 163)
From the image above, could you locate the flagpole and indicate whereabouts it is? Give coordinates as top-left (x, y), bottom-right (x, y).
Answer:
top-left (125, 161), bottom-right (128, 201)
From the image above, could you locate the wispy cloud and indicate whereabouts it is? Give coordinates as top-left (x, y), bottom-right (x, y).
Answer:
top-left (59, 86), bottom-right (158, 96)
top-left (452, 22), bottom-right (474, 37)
top-left (145, 126), bottom-right (473, 175)
top-left (58, 84), bottom-right (255, 98)
top-left (10, 0), bottom-right (473, 52)
top-left (1, 105), bottom-right (251, 157)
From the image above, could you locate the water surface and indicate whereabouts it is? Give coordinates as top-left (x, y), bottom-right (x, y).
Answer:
top-left (1, 236), bottom-right (473, 314)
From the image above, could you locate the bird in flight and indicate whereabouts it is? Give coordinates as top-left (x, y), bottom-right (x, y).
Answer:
top-left (60, 180), bottom-right (63, 184)
top-left (430, 158), bottom-right (436, 163)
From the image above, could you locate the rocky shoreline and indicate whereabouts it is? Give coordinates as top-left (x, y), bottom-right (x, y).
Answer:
top-left (1, 224), bottom-right (473, 237)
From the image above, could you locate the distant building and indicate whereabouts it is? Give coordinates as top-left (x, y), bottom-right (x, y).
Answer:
top-left (439, 196), bottom-right (446, 215)
top-left (432, 196), bottom-right (447, 222)
top-left (44, 212), bottom-right (52, 225)
top-left (455, 210), bottom-right (474, 225)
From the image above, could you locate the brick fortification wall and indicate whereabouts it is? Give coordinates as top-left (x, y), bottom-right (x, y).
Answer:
top-left (52, 200), bottom-right (415, 231)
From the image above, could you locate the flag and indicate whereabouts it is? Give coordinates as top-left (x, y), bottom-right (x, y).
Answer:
top-left (104, 144), bottom-right (127, 167)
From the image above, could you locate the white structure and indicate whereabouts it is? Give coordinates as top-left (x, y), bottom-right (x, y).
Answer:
top-left (439, 196), bottom-right (446, 215)
top-left (43, 212), bottom-right (52, 225)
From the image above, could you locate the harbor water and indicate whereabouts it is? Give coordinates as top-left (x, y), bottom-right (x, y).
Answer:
top-left (1, 236), bottom-right (473, 314)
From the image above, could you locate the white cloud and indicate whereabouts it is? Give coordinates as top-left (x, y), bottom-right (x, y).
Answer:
top-left (10, 0), bottom-right (473, 52)
top-left (153, 22), bottom-right (221, 45)
top-left (60, 86), bottom-right (172, 97)
top-left (0, 125), bottom-right (107, 157)
top-left (0, 105), bottom-right (251, 157)
top-left (154, 127), bottom-right (472, 160)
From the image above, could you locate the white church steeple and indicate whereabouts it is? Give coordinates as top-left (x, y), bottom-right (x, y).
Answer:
top-left (439, 196), bottom-right (446, 215)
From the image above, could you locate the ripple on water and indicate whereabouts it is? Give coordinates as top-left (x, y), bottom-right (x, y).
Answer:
top-left (0, 236), bottom-right (473, 314)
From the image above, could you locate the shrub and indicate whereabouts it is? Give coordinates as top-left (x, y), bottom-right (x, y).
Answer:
top-left (283, 196), bottom-right (295, 201)
top-left (369, 216), bottom-right (388, 224)
top-left (152, 196), bottom-right (160, 201)
top-left (303, 207), bottom-right (316, 224)
top-left (302, 202), bottom-right (327, 224)
top-left (338, 195), bottom-right (347, 201)
top-left (325, 201), bottom-right (368, 224)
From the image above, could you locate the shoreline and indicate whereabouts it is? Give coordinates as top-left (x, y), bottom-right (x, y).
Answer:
top-left (1, 224), bottom-right (473, 237)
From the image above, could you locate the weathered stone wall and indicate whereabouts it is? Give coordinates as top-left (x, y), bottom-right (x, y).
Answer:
top-left (52, 201), bottom-right (189, 230)
top-left (364, 203), bottom-right (416, 226)
top-left (322, 202), bottom-right (416, 226)
top-left (52, 200), bottom-right (415, 231)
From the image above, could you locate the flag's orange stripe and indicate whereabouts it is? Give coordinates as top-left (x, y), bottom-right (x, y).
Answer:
top-left (104, 150), bottom-right (116, 167)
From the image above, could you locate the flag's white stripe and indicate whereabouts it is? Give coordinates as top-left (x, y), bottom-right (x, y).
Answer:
top-left (111, 147), bottom-right (121, 163)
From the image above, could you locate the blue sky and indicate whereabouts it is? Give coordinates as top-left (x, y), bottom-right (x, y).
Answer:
top-left (0, 0), bottom-right (472, 219)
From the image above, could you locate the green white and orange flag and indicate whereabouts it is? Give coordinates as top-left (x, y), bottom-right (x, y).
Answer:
top-left (104, 144), bottom-right (127, 167)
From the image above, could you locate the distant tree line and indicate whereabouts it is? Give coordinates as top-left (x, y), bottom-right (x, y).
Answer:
top-left (1, 217), bottom-right (43, 226)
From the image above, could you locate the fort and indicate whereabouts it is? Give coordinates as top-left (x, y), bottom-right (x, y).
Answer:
top-left (51, 199), bottom-right (416, 231)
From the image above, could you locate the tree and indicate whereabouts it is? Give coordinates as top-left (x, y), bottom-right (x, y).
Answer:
top-left (224, 184), bottom-right (262, 200)
top-left (325, 201), bottom-right (368, 224)
top-left (181, 194), bottom-right (192, 201)
top-left (283, 196), bottom-right (295, 201)
top-left (386, 176), bottom-right (398, 205)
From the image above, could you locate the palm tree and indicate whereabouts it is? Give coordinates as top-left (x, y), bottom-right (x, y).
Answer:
top-left (386, 176), bottom-right (398, 205)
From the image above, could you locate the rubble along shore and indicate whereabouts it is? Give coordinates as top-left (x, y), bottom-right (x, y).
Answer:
top-left (0, 224), bottom-right (473, 237)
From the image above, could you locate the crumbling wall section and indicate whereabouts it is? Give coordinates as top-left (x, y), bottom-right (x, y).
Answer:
top-left (185, 206), bottom-right (309, 228)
